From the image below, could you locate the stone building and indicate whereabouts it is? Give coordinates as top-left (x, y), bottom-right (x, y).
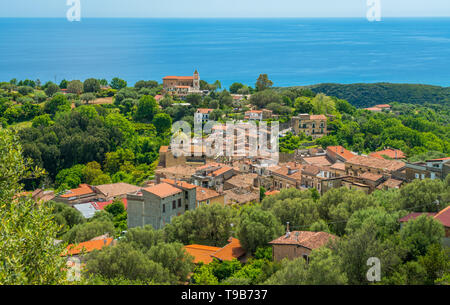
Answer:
top-left (405, 157), bottom-right (450, 182)
top-left (162, 70), bottom-right (201, 97)
top-left (127, 180), bottom-right (197, 230)
top-left (292, 114), bottom-right (327, 139)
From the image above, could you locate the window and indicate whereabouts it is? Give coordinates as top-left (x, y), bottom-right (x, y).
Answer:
top-left (185, 204), bottom-right (189, 210)
top-left (178, 198), bottom-right (181, 207)
top-left (172, 200), bottom-right (176, 209)
top-left (162, 204), bottom-right (165, 213)
top-left (421, 174), bottom-right (425, 180)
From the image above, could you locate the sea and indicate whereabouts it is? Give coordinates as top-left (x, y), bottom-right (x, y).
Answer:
top-left (0, 18), bottom-right (449, 87)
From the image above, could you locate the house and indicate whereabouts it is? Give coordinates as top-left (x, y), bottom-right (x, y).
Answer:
top-left (93, 182), bottom-right (142, 201)
top-left (302, 155), bottom-right (333, 167)
top-left (405, 157), bottom-right (450, 182)
top-left (269, 229), bottom-right (338, 261)
top-left (224, 188), bottom-right (260, 205)
top-left (399, 206), bottom-right (450, 242)
top-left (196, 187), bottom-right (225, 207)
top-left (184, 245), bottom-right (222, 264)
top-left (155, 165), bottom-right (198, 182)
top-left (62, 236), bottom-right (114, 258)
top-left (127, 181), bottom-right (197, 230)
top-left (376, 178), bottom-right (404, 191)
top-left (55, 184), bottom-right (97, 206)
top-left (374, 104), bottom-right (391, 111)
top-left (162, 70), bottom-right (201, 97)
top-left (244, 109), bottom-right (272, 121)
top-left (158, 144), bottom-right (210, 168)
top-left (194, 108), bottom-right (214, 124)
top-left (292, 114), bottom-right (327, 139)
top-left (184, 237), bottom-right (247, 264)
top-left (270, 162), bottom-right (303, 190)
top-left (370, 148), bottom-right (405, 160)
top-left (223, 173), bottom-right (258, 191)
top-left (192, 163), bottom-right (236, 190)
top-left (326, 146), bottom-right (357, 163)
top-left (364, 107), bottom-right (382, 112)
top-left (345, 155), bottom-right (405, 177)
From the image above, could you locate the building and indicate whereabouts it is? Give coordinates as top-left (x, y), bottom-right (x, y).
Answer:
top-left (374, 104), bottom-right (391, 111)
top-left (345, 155), bottom-right (405, 177)
top-left (244, 109), bottom-right (272, 121)
top-left (127, 180), bottom-right (197, 230)
top-left (184, 245), bottom-right (222, 264)
top-left (196, 187), bottom-right (225, 207)
top-left (55, 184), bottom-right (97, 206)
top-left (292, 114), bottom-right (327, 139)
top-left (270, 162), bottom-right (303, 190)
top-left (162, 70), bottom-right (201, 97)
top-left (369, 148), bottom-right (405, 160)
top-left (192, 163), bottom-right (236, 190)
top-left (405, 157), bottom-right (450, 182)
top-left (269, 230), bottom-right (338, 261)
top-left (194, 108), bottom-right (214, 124)
top-left (326, 146), bottom-right (357, 163)
top-left (158, 145), bottom-right (211, 168)
top-left (184, 237), bottom-right (247, 264)
top-left (92, 183), bottom-right (142, 201)
top-left (62, 236), bottom-right (114, 259)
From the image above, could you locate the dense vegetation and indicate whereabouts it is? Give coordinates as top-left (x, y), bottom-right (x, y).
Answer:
top-left (279, 83), bottom-right (450, 108)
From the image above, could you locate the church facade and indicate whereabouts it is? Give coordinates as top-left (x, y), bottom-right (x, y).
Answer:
top-left (162, 70), bottom-right (201, 97)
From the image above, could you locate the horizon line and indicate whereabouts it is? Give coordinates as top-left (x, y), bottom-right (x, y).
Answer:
top-left (1, 16), bottom-right (450, 19)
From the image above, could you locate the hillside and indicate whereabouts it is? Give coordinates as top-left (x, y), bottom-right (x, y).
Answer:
top-left (279, 83), bottom-right (450, 108)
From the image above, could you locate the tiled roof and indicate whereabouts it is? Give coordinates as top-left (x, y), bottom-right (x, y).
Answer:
top-left (365, 107), bottom-right (382, 111)
top-left (211, 237), bottom-right (246, 261)
top-left (184, 245), bottom-right (221, 264)
top-left (360, 172), bottom-right (384, 182)
top-left (143, 183), bottom-right (182, 198)
top-left (94, 183), bottom-right (141, 198)
top-left (209, 166), bottom-right (234, 177)
top-left (375, 104), bottom-right (391, 108)
top-left (225, 173), bottom-right (258, 188)
top-left (159, 146), bottom-right (169, 153)
top-left (92, 198), bottom-right (128, 210)
top-left (60, 184), bottom-right (95, 198)
top-left (269, 231), bottom-right (337, 249)
top-left (224, 189), bottom-right (259, 205)
top-left (303, 156), bottom-right (332, 167)
top-left (377, 178), bottom-right (403, 189)
top-left (326, 146), bottom-right (356, 161)
top-left (265, 190), bottom-right (280, 196)
top-left (161, 178), bottom-right (197, 190)
top-left (62, 238), bottom-right (114, 256)
top-left (309, 115), bottom-right (327, 120)
top-left (434, 206), bottom-right (450, 227)
top-left (426, 157), bottom-right (450, 162)
top-left (302, 164), bottom-right (321, 176)
top-left (196, 187), bottom-right (221, 202)
top-left (163, 76), bottom-right (194, 80)
top-left (370, 149), bottom-right (405, 160)
top-left (399, 213), bottom-right (437, 223)
top-left (330, 162), bottom-right (346, 171)
top-left (346, 155), bottom-right (405, 172)
top-left (197, 108), bottom-right (214, 114)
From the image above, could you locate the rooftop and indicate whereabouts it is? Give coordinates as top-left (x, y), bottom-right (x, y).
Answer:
top-left (62, 238), bottom-right (114, 256)
top-left (143, 183), bottom-right (182, 198)
top-left (269, 231), bottom-right (337, 250)
top-left (184, 245), bottom-right (222, 264)
top-left (369, 148), bottom-right (405, 160)
top-left (94, 182), bottom-right (141, 198)
top-left (161, 178), bottom-right (197, 190)
top-left (211, 237), bottom-right (246, 261)
top-left (303, 156), bottom-right (332, 167)
top-left (60, 184), bottom-right (95, 198)
top-left (346, 155), bottom-right (405, 172)
top-left (196, 187), bottom-right (222, 202)
top-left (326, 146), bottom-right (356, 161)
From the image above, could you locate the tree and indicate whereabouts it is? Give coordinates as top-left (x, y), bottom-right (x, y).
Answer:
top-left (66, 80), bottom-right (84, 95)
top-left (110, 77), bottom-right (127, 90)
top-left (80, 93), bottom-right (96, 104)
top-left (44, 93), bottom-right (71, 115)
top-left (32, 114), bottom-right (54, 128)
top-left (399, 214), bottom-right (445, 260)
top-left (153, 113), bottom-right (172, 134)
top-left (44, 83), bottom-right (60, 97)
top-left (104, 200), bottom-right (125, 218)
top-left (191, 265), bottom-right (219, 285)
top-left (249, 90), bottom-right (281, 109)
top-left (398, 179), bottom-right (446, 212)
top-left (84, 242), bottom-right (175, 283)
top-left (59, 79), bottom-right (68, 89)
top-left (255, 74), bottom-right (273, 92)
top-left (418, 244), bottom-right (450, 284)
top-left (63, 220), bottom-right (115, 244)
top-left (0, 128), bottom-right (67, 284)
top-left (83, 78), bottom-right (101, 93)
top-left (164, 204), bottom-right (238, 247)
top-left (237, 205), bottom-right (284, 254)
top-left (134, 95), bottom-right (158, 122)
top-left (123, 225), bottom-right (166, 251)
top-left (229, 82), bottom-right (244, 94)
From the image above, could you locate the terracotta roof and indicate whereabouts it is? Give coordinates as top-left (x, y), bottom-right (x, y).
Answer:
top-left (245, 110), bottom-right (263, 114)
top-left (224, 189), bottom-right (259, 205)
top-left (399, 213), bottom-right (437, 223)
top-left (426, 157), bottom-right (450, 162)
top-left (94, 183), bottom-right (141, 198)
top-left (197, 108), bottom-right (214, 114)
top-left (309, 114), bottom-right (327, 120)
top-left (211, 237), bottom-right (246, 261)
top-left (330, 162), bottom-right (346, 171)
top-left (377, 178), bottom-right (403, 189)
top-left (346, 155), bottom-right (405, 172)
top-left (370, 149), bottom-right (405, 160)
top-left (60, 184), bottom-right (95, 198)
top-left (161, 178), bottom-right (197, 190)
top-left (375, 104), bottom-right (391, 108)
top-left (434, 206), bottom-right (450, 227)
top-left (326, 146), bottom-right (356, 161)
top-left (63, 238), bottom-right (113, 256)
top-left (302, 164), bottom-right (321, 176)
top-left (92, 198), bottom-right (128, 210)
top-left (176, 86), bottom-right (191, 89)
top-left (184, 245), bottom-right (222, 264)
top-left (365, 107), bottom-right (382, 111)
top-left (225, 173), bottom-right (258, 188)
top-left (143, 183), bottom-right (182, 198)
top-left (360, 172), bottom-right (384, 182)
top-left (265, 190), bottom-right (280, 196)
top-left (209, 166), bottom-right (234, 177)
top-left (196, 187), bottom-right (222, 202)
top-left (163, 76), bottom-right (194, 80)
top-left (303, 156), bottom-right (332, 167)
top-left (269, 231), bottom-right (337, 250)
top-left (159, 146), bottom-right (169, 153)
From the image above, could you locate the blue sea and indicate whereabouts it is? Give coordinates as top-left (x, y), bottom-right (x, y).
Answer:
top-left (0, 18), bottom-right (449, 87)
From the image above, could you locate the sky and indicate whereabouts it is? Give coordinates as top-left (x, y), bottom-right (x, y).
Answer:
top-left (0, 0), bottom-right (449, 18)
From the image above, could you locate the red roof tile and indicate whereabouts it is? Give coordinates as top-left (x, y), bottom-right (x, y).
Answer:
top-left (161, 178), bottom-right (197, 190)
top-left (62, 238), bottom-right (113, 256)
top-left (434, 206), bottom-right (450, 227)
top-left (211, 237), bottom-right (246, 261)
top-left (370, 149), bottom-right (405, 160)
top-left (326, 146), bottom-right (356, 161)
top-left (143, 183), bottom-right (182, 198)
top-left (184, 245), bottom-right (221, 264)
top-left (269, 231), bottom-right (337, 250)
top-left (60, 184), bottom-right (94, 198)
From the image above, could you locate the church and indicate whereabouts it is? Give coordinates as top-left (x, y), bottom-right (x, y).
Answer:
top-left (162, 70), bottom-right (201, 97)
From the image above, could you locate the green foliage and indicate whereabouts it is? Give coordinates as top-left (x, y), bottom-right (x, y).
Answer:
top-left (83, 78), bottom-right (101, 93)
top-left (153, 112), bottom-right (172, 134)
top-left (110, 78), bottom-right (127, 90)
top-left (134, 95), bottom-right (158, 122)
top-left (237, 205), bottom-right (284, 253)
top-left (63, 219), bottom-right (116, 244)
top-left (255, 74), bottom-right (273, 92)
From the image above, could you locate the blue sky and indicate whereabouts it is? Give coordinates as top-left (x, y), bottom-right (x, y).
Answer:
top-left (1, 0), bottom-right (449, 18)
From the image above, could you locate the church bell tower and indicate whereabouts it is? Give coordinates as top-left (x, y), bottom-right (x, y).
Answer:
top-left (193, 70), bottom-right (200, 90)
